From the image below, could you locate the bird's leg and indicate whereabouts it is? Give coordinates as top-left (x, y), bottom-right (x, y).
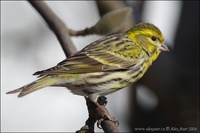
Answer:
top-left (88, 94), bottom-right (119, 128)
top-left (94, 100), bottom-right (119, 128)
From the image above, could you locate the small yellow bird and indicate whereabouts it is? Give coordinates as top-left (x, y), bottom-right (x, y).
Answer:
top-left (7, 22), bottom-right (169, 122)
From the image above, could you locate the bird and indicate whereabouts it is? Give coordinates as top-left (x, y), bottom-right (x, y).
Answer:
top-left (6, 22), bottom-right (169, 124)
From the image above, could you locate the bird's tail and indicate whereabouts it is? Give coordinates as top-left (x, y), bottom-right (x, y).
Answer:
top-left (6, 76), bottom-right (57, 97)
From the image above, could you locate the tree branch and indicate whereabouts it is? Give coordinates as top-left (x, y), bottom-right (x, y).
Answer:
top-left (28, 1), bottom-right (119, 132)
top-left (28, 0), bottom-right (76, 57)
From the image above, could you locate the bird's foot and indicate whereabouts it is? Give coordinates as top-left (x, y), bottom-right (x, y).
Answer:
top-left (97, 113), bottom-right (119, 129)
top-left (97, 96), bottom-right (107, 106)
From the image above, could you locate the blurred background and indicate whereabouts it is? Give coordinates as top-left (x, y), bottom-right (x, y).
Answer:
top-left (1, 1), bottom-right (199, 132)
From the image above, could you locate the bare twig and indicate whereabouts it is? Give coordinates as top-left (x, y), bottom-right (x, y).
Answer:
top-left (28, 1), bottom-right (119, 132)
top-left (28, 0), bottom-right (76, 57)
top-left (69, 7), bottom-right (132, 36)
top-left (69, 28), bottom-right (91, 36)
top-left (77, 96), bottom-right (119, 132)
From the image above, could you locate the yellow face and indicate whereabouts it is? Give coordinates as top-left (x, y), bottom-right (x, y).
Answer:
top-left (127, 23), bottom-right (169, 53)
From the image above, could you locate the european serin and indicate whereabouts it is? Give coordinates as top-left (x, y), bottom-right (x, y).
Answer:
top-left (7, 22), bottom-right (169, 123)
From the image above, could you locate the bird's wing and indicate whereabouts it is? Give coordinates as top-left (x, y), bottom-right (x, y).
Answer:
top-left (33, 52), bottom-right (136, 76)
top-left (33, 34), bottom-right (142, 76)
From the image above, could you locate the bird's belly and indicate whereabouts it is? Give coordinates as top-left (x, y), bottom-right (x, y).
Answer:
top-left (55, 61), bottom-right (146, 97)
top-left (62, 72), bottom-right (132, 96)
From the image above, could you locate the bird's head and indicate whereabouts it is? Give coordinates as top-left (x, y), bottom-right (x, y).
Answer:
top-left (126, 23), bottom-right (169, 54)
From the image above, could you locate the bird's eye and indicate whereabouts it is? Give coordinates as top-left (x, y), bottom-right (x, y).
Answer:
top-left (151, 36), bottom-right (157, 41)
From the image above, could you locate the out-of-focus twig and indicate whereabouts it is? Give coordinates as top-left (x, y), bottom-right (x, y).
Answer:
top-left (69, 7), bottom-right (132, 36)
top-left (69, 28), bottom-right (90, 36)
top-left (28, 0), bottom-right (76, 57)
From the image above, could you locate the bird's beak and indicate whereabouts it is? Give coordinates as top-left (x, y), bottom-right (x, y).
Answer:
top-left (159, 43), bottom-right (170, 52)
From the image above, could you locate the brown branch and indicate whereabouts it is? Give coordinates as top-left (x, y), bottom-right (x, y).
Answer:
top-left (77, 96), bottom-right (119, 132)
top-left (68, 28), bottom-right (91, 36)
top-left (28, 0), bottom-right (76, 57)
top-left (28, 0), bottom-right (119, 132)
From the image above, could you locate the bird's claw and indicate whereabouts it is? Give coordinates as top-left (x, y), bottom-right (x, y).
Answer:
top-left (97, 96), bottom-right (108, 106)
top-left (97, 113), bottom-right (119, 129)
top-left (97, 118), bottom-right (103, 129)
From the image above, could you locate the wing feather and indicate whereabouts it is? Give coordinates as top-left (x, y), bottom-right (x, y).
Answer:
top-left (33, 34), bottom-right (142, 76)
